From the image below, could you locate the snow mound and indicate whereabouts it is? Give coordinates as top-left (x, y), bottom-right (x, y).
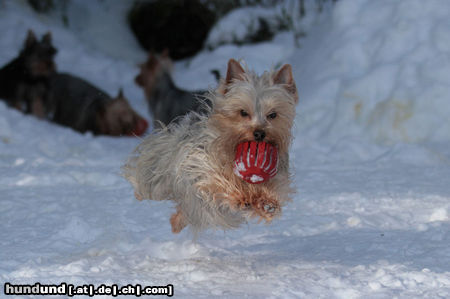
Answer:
top-left (205, 6), bottom-right (287, 49)
top-left (295, 0), bottom-right (450, 144)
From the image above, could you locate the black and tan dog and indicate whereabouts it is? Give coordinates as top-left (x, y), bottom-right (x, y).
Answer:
top-left (135, 51), bottom-right (209, 127)
top-left (48, 73), bottom-right (148, 136)
top-left (0, 30), bottom-right (56, 117)
top-left (0, 30), bottom-right (148, 137)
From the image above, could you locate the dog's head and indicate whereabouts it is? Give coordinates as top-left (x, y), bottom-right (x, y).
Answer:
top-left (96, 89), bottom-right (148, 137)
top-left (209, 59), bottom-right (298, 160)
top-left (20, 30), bottom-right (57, 78)
top-left (135, 50), bottom-right (173, 97)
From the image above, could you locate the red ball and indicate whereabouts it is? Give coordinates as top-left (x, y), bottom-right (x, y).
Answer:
top-left (234, 141), bottom-right (278, 184)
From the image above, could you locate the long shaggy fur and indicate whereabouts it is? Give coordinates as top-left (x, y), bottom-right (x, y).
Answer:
top-left (122, 59), bottom-right (298, 234)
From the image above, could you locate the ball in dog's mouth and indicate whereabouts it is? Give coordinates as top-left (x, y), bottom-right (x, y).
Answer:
top-left (234, 141), bottom-right (278, 184)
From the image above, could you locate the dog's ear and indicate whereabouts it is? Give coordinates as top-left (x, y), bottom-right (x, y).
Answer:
top-left (145, 51), bottom-right (158, 69)
top-left (146, 51), bottom-right (155, 64)
top-left (135, 74), bottom-right (143, 86)
top-left (25, 30), bottom-right (37, 48)
top-left (225, 59), bottom-right (245, 85)
top-left (219, 59), bottom-right (246, 95)
top-left (117, 88), bottom-right (125, 100)
top-left (273, 64), bottom-right (298, 103)
top-left (42, 32), bottom-right (52, 44)
top-left (159, 48), bottom-right (173, 69)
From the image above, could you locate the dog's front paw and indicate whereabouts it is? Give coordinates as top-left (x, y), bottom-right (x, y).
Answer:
top-left (225, 191), bottom-right (252, 211)
top-left (251, 194), bottom-right (280, 221)
top-left (263, 203), bottom-right (277, 214)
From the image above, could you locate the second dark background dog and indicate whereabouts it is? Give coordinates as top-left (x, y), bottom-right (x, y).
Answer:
top-left (135, 51), bottom-right (210, 127)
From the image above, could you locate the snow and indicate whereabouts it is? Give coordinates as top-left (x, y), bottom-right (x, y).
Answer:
top-left (1, 0), bottom-right (450, 298)
top-left (205, 6), bottom-right (287, 50)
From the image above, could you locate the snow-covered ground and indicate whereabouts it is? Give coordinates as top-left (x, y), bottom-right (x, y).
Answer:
top-left (1, 0), bottom-right (450, 297)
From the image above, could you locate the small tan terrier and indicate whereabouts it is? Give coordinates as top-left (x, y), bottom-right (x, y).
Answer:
top-left (122, 59), bottom-right (298, 233)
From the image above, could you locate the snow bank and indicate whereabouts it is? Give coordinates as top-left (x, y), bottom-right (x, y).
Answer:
top-left (294, 0), bottom-right (450, 144)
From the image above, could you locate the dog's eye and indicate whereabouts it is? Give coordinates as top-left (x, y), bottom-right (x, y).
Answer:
top-left (240, 110), bottom-right (249, 117)
top-left (267, 112), bottom-right (277, 120)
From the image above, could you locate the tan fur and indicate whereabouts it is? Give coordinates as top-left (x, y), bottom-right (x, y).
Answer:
top-left (96, 90), bottom-right (146, 136)
top-left (122, 59), bottom-right (298, 234)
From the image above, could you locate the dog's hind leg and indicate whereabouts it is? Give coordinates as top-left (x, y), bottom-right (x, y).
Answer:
top-left (134, 191), bottom-right (143, 201)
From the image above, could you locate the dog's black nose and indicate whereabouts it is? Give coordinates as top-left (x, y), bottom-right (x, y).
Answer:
top-left (253, 129), bottom-right (266, 141)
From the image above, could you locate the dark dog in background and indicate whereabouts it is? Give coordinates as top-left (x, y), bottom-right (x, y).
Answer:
top-left (0, 30), bottom-right (56, 117)
top-left (48, 73), bottom-right (148, 136)
top-left (0, 30), bottom-right (148, 137)
top-left (135, 51), bottom-right (209, 127)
